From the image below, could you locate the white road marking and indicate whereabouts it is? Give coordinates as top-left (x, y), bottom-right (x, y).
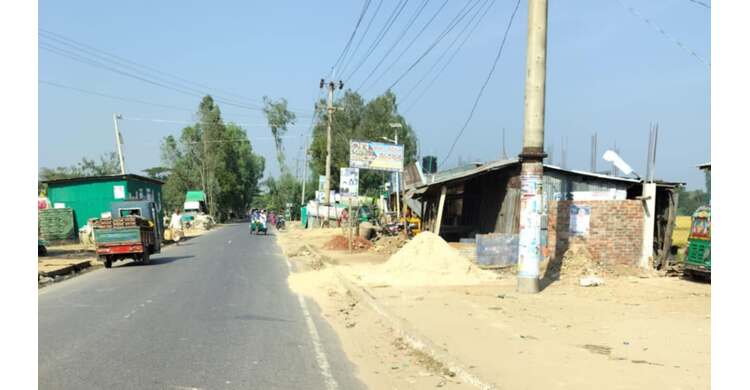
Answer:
top-left (285, 258), bottom-right (339, 390)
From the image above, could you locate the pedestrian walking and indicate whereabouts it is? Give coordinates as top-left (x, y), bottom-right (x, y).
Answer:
top-left (170, 208), bottom-right (184, 245)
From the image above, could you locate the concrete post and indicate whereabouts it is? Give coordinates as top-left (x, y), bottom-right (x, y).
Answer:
top-left (434, 186), bottom-right (447, 235)
top-left (516, 0), bottom-right (549, 294)
top-left (640, 182), bottom-right (657, 269)
top-left (112, 113), bottom-right (126, 174)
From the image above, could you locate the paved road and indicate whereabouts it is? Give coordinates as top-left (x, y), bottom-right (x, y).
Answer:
top-left (39, 223), bottom-right (364, 390)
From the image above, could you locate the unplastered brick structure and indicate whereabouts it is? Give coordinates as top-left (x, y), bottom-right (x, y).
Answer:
top-left (547, 200), bottom-right (643, 266)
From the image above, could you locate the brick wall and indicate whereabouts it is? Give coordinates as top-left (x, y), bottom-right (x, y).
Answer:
top-left (547, 200), bottom-right (643, 266)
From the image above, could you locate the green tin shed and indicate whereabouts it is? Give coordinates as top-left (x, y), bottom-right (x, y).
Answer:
top-left (44, 174), bottom-right (164, 234)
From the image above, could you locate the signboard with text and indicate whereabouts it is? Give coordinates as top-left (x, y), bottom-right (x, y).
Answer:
top-left (349, 140), bottom-right (404, 172)
top-left (339, 167), bottom-right (359, 198)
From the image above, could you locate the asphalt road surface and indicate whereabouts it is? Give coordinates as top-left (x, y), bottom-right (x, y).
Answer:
top-left (39, 223), bottom-right (364, 390)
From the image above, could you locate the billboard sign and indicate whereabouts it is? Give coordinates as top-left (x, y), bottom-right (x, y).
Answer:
top-left (350, 140), bottom-right (404, 172)
top-left (339, 167), bottom-right (359, 198)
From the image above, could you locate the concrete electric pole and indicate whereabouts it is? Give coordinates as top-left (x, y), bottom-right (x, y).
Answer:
top-left (516, 0), bottom-right (549, 294)
top-left (320, 79), bottom-right (343, 207)
top-left (112, 113), bottom-right (126, 174)
top-left (301, 135), bottom-right (309, 207)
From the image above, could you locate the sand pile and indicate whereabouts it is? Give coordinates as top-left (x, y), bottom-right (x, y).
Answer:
top-left (370, 235), bottom-right (408, 255)
top-left (324, 235), bottom-right (372, 251)
top-left (548, 238), bottom-right (609, 277)
top-left (359, 232), bottom-right (496, 286)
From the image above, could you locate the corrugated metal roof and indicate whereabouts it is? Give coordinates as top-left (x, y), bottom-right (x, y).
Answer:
top-left (698, 162), bottom-right (711, 170)
top-left (44, 173), bottom-right (164, 186)
top-left (416, 159), bottom-right (640, 189)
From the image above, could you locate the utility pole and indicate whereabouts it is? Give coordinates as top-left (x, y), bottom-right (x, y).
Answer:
top-left (301, 135), bottom-right (309, 206)
top-left (320, 78), bottom-right (343, 208)
top-left (516, 0), bottom-right (549, 294)
top-left (112, 113), bottom-right (126, 174)
top-left (383, 123), bottom-right (403, 221)
top-left (590, 132), bottom-right (597, 172)
top-left (501, 128), bottom-right (508, 160)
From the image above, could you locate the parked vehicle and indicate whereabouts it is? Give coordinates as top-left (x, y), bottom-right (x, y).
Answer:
top-left (684, 205), bottom-right (711, 280)
top-left (93, 200), bottom-right (163, 269)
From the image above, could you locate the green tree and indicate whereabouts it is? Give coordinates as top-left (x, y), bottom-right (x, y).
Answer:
top-left (676, 187), bottom-right (709, 216)
top-left (142, 166), bottom-right (170, 181)
top-left (262, 96), bottom-right (297, 171)
top-left (160, 96), bottom-right (265, 221)
top-left (308, 90), bottom-right (418, 197)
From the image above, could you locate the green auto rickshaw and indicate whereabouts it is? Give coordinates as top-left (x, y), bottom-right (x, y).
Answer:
top-left (684, 205), bottom-right (710, 280)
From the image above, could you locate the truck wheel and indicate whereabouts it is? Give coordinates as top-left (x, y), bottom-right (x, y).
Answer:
top-left (103, 257), bottom-right (112, 269)
top-left (142, 251), bottom-right (151, 265)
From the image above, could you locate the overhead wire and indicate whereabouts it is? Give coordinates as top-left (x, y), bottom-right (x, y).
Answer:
top-left (39, 29), bottom-right (268, 109)
top-left (39, 28), bottom-right (315, 114)
top-left (685, 0), bottom-right (710, 9)
top-left (359, 0), bottom-right (451, 95)
top-left (401, 0), bottom-right (496, 110)
top-left (442, 0), bottom-right (521, 164)
top-left (385, 0), bottom-right (483, 91)
top-left (354, 0), bottom-right (430, 92)
top-left (614, 0), bottom-right (709, 67)
top-left (338, 0), bottom-right (384, 78)
top-left (343, 0), bottom-right (411, 82)
top-left (330, 0), bottom-right (372, 76)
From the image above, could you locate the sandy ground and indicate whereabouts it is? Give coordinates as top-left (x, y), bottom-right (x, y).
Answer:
top-left (277, 224), bottom-right (711, 390)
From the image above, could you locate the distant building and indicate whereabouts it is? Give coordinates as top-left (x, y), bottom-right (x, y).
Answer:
top-left (44, 174), bottom-right (164, 236)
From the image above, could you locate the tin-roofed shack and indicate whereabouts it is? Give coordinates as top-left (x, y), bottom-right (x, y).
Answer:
top-left (409, 159), bottom-right (681, 269)
top-left (43, 174), bottom-right (164, 239)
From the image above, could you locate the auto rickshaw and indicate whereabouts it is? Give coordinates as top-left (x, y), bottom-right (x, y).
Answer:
top-left (684, 205), bottom-right (710, 280)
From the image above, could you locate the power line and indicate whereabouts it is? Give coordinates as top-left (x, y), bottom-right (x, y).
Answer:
top-left (38, 79), bottom-right (284, 120)
top-left (386, 0), bottom-right (484, 91)
top-left (614, 0), bottom-right (709, 67)
top-left (359, 0), bottom-right (451, 94)
top-left (39, 28), bottom-right (315, 114)
top-left (40, 42), bottom-right (269, 113)
top-left (343, 0), bottom-right (411, 81)
top-left (401, 0), bottom-right (496, 109)
top-left (120, 116), bottom-right (306, 128)
top-left (331, 0), bottom-right (372, 75)
top-left (39, 29), bottom-right (268, 109)
top-left (39, 80), bottom-right (194, 112)
top-left (354, 0), bottom-right (431, 91)
top-left (338, 0), bottom-right (385, 78)
top-left (685, 0), bottom-right (710, 9)
top-left (443, 0), bottom-right (521, 164)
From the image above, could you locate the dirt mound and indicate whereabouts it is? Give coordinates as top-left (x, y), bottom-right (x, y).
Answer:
top-left (370, 235), bottom-right (408, 255)
top-left (323, 235), bottom-right (372, 251)
top-left (359, 232), bottom-right (495, 286)
top-left (548, 237), bottom-right (609, 278)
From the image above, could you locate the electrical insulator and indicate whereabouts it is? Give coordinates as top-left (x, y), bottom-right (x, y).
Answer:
top-left (338, 81), bottom-right (344, 90)
top-left (319, 79), bottom-right (324, 89)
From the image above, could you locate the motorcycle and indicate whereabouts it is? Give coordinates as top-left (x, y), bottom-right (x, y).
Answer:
top-left (276, 217), bottom-right (286, 230)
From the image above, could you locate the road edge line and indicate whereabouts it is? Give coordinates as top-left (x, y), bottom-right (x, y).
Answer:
top-left (284, 258), bottom-right (340, 390)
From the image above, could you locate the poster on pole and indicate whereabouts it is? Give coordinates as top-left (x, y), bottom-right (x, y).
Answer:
top-left (349, 140), bottom-right (404, 172)
top-left (569, 205), bottom-right (591, 236)
top-left (339, 167), bottom-right (359, 198)
top-left (318, 175), bottom-right (326, 191)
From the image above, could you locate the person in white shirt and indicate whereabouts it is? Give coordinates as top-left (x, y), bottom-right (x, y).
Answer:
top-left (170, 208), bottom-right (184, 245)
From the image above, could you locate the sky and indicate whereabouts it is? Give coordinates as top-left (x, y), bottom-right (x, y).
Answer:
top-left (39, 0), bottom-right (710, 189)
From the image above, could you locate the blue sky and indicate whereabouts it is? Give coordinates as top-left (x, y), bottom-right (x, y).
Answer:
top-left (39, 0), bottom-right (710, 189)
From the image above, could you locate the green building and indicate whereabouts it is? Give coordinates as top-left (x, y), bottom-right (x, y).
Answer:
top-left (44, 174), bottom-right (165, 233)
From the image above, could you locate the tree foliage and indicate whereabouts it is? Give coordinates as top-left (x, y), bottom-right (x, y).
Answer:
top-left (262, 96), bottom-right (296, 172)
top-left (39, 152), bottom-right (121, 193)
top-left (160, 96), bottom-right (265, 220)
top-left (308, 90), bottom-right (418, 197)
top-left (676, 187), bottom-right (710, 216)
